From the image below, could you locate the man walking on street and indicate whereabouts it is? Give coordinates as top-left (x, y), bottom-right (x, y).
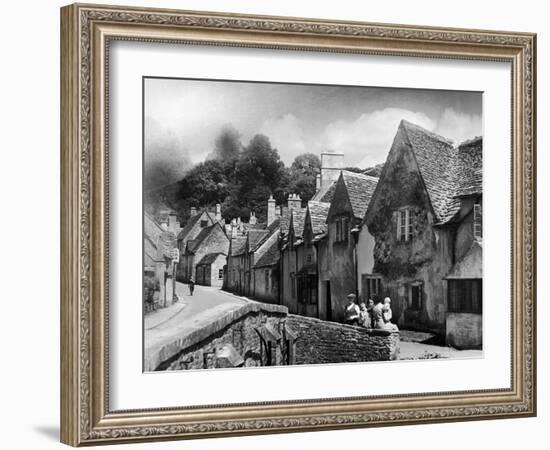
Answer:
top-left (189, 276), bottom-right (195, 296)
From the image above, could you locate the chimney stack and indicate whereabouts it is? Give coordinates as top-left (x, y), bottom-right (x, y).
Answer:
top-left (249, 211), bottom-right (257, 225)
top-left (167, 211), bottom-right (180, 235)
top-left (316, 174), bottom-right (321, 191)
top-left (288, 193), bottom-right (302, 211)
top-left (190, 206), bottom-right (197, 217)
top-left (320, 151), bottom-right (344, 191)
top-left (215, 203), bottom-right (222, 221)
top-left (267, 195), bottom-right (276, 226)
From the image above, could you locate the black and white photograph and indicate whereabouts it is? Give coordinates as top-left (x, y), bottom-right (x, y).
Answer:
top-left (143, 77), bottom-right (483, 372)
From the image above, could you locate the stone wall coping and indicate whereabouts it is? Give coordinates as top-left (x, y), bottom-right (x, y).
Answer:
top-left (288, 314), bottom-right (399, 337)
top-left (147, 301), bottom-right (288, 371)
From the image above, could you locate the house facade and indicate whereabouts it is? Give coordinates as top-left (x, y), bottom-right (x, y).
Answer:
top-left (323, 171), bottom-right (378, 322)
top-left (279, 196), bottom-right (306, 314)
top-left (144, 212), bottom-right (177, 309)
top-left (294, 201), bottom-right (330, 318)
top-left (196, 252), bottom-right (227, 287)
top-left (363, 120), bottom-right (482, 347)
top-left (180, 222), bottom-right (229, 285)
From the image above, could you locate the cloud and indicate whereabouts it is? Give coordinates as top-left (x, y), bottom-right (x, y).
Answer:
top-left (258, 114), bottom-right (306, 162)
top-left (320, 108), bottom-right (436, 168)
top-left (434, 107), bottom-right (482, 145)
top-left (144, 117), bottom-right (192, 190)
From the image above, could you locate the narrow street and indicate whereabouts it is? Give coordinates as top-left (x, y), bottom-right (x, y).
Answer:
top-left (144, 282), bottom-right (250, 367)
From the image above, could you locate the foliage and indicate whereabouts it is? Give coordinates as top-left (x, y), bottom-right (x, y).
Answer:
top-left (146, 127), bottom-right (321, 225)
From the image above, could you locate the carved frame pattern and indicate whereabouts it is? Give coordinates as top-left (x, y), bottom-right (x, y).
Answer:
top-left (60, 3), bottom-right (536, 446)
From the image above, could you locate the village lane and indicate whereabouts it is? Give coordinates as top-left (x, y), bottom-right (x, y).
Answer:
top-left (144, 282), bottom-right (250, 369)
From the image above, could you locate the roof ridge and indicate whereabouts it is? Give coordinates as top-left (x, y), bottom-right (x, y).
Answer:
top-left (400, 119), bottom-right (454, 146)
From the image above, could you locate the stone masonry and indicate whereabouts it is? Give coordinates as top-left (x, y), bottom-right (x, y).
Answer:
top-left (150, 301), bottom-right (400, 371)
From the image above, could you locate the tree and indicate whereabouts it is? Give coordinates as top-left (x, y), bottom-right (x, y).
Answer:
top-left (286, 153), bottom-right (321, 203)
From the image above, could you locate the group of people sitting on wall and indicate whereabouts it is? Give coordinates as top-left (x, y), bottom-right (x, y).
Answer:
top-left (344, 293), bottom-right (398, 331)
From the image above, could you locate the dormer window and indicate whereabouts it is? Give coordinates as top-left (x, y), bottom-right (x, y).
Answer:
top-left (200, 220), bottom-right (208, 228)
top-left (396, 208), bottom-right (413, 242)
top-left (473, 203), bottom-right (482, 239)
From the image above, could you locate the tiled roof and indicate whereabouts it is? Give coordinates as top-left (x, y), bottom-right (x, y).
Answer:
top-left (197, 252), bottom-right (226, 266)
top-left (401, 120), bottom-right (482, 224)
top-left (177, 212), bottom-right (205, 240)
top-left (307, 201), bottom-right (330, 235)
top-left (317, 182), bottom-right (337, 203)
top-left (247, 229), bottom-right (269, 252)
top-left (279, 206), bottom-right (291, 235)
top-left (186, 223), bottom-right (217, 253)
top-left (341, 171), bottom-right (378, 219)
top-left (455, 137), bottom-right (482, 197)
top-left (290, 208), bottom-right (307, 238)
top-left (253, 238), bottom-right (280, 268)
top-left (144, 212), bottom-right (176, 259)
top-left (229, 236), bottom-right (247, 256)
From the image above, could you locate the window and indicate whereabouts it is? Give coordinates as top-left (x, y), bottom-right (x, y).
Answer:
top-left (473, 203), bottom-right (482, 239)
top-left (409, 283), bottom-right (423, 310)
top-left (448, 279), bottom-right (482, 313)
top-left (218, 269), bottom-right (224, 280)
top-left (306, 253), bottom-right (312, 264)
top-left (297, 275), bottom-right (318, 305)
top-left (362, 274), bottom-right (381, 301)
top-left (200, 220), bottom-right (208, 228)
top-left (396, 208), bottom-right (413, 242)
top-left (334, 216), bottom-right (349, 243)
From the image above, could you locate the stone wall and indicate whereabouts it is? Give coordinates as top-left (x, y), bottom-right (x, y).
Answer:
top-left (149, 302), bottom-right (400, 371)
top-left (287, 315), bottom-right (400, 364)
top-left (149, 302), bottom-right (291, 371)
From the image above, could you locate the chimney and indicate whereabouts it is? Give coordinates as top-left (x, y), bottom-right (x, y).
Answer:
top-left (267, 195), bottom-right (276, 226)
top-left (316, 174), bottom-right (321, 191)
top-left (190, 206), bottom-right (197, 217)
top-left (320, 150), bottom-right (344, 191)
top-left (231, 219), bottom-right (238, 238)
top-left (168, 211), bottom-right (180, 234)
top-left (160, 218), bottom-right (168, 231)
top-left (215, 203), bottom-right (222, 221)
top-left (249, 211), bottom-right (257, 225)
top-left (288, 193), bottom-right (302, 211)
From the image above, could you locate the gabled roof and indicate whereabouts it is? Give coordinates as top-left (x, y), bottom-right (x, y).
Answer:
top-left (247, 229), bottom-right (269, 252)
top-left (341, 171), bottom-right (378, 219)
top-left (253, 238), bottom-right (280, 268)
top-left (177, 211), bottom-right (210, 241)
top-left (197, 252), bottom-right (227, 266)
top-left (400, 120), bottom-right (482, 224)
top-left (306, 201), bottom-right (331, 235)
top-left (186, 222), bottom-right (221, 253)
top-left (144, 212), bottom-right (176, 260)
top-left (455, 137), bottom-right (483, 198)
top-left (290, 208), bottom-right (307, 238)
top-left (229, 236), bottom-right (247, 256)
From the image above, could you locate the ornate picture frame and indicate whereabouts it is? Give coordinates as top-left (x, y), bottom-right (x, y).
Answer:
top-left (60, 3), bottom-right (536, 446)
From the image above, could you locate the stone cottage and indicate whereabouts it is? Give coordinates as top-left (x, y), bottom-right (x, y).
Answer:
top-left (226, 236), bottom-right (247, 295)
top-left (323, 171), bottom-right (378, 322)
top-left (252, 232), bottom-right (281, 304)
top-left (362, 120), bottom-right (482, 347)
top-left (176, 207), bottom-right (217, 281)
top-left (144, 212), bottom-right (177, 309)
top-left (279, 195), bottom-right (307, 314)
top-left (294, 200), bottom-right (330, 318)
top-left (180, 222), bottom-right (229, 285)
top-left (195, 252), bottom-right (227, 287)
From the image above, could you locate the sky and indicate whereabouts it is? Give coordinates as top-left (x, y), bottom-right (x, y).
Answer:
top-left (144, 77), bottom-right (482, 169)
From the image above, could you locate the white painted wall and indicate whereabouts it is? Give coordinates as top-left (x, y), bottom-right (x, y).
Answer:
top-left (0, 1), bottom-right (547, 449)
